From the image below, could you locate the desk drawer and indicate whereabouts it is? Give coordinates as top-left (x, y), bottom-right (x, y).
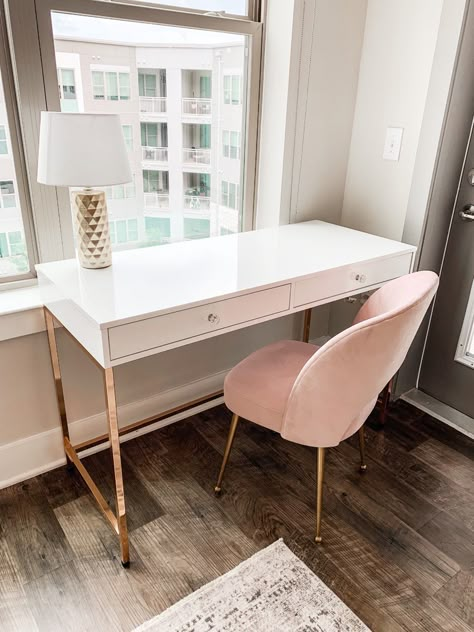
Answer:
top-left (293, 253), bottom-right (412, 308)
top-left (108, 284), bottom-right (291, 360)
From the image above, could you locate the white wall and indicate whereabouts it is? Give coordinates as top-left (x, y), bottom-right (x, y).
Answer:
top-left (341, 0), bottom-right (444, 240)
top-left (290, 0), bottom-right (368, 225)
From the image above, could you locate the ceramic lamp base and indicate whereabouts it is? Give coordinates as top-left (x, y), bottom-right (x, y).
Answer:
top-left (75, 189), bottom-right (112, 269)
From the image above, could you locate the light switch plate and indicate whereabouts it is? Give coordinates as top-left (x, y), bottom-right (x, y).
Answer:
top-left (383, 127), bottom-right (404, 161)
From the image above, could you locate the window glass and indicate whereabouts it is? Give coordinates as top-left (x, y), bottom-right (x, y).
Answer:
top-left (92, 71), bottom-right (105, 99)
top-left (0, 126), bottom-right (7, 155)
top-left (122, 124), bottom-right (133, 151)
top-left (231, 75), bottom-right (241, 104)
top-left (119, 72), bottom-right (130, 100)
top-left (53, 12), bottom-right (247, 249)
top-left (0, 87), bottom-right (29, 278)
top-left (106, 72), bottom-right (119, 100)
top-left (120, 1), bottom-right (248, 16)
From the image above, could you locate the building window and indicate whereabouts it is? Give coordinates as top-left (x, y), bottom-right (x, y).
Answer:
top-left (221, 180), bottom-right (239, 209)
top-left (223, 130), bottom-right (240, 159)
top-left (0, 180), bottom-right (16, 208)
top-left (223, 75), bottom-right (242, 105)
top-left (145, 216), bottom-right (170, 245)
top-left (141, 122), bottom-right (168, 148)
top-left (184, 217), bottom-right (210, 240)
top-left (92, 70), bottom-right (130, 101)
top-left (58, 68), bottom-right (76, 100)
top-left (122, 124), bottom-right (133, 151)
top-left (143, 169), bottom-right (169, 193)
top-left (0, 126), bottom-right (8, 155)
top-left (109, 218), bottom-right (139, 245)
top-left (138, 70), bottom-right (168, 97)
top-left (104, 177), bottom-right (135, 200)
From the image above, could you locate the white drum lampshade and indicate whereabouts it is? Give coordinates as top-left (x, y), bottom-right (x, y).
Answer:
top-left (38, 112), bottom-right (132, 269)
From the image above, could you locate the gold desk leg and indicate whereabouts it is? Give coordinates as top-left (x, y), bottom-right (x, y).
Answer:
top-left (103, 367), bottom-right (130, 567)
top-left (44, 308), bottom-right (72, 468)
top-left (303, 308), bottom-right (312, 343)
top-left (315, 447), bottom-right (325, 543)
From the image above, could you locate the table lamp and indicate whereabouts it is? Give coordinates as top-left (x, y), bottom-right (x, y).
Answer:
top-left (37, 112), bottom-right (132, 269)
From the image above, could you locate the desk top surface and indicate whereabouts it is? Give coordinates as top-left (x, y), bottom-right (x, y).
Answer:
top-left (36, 221), bottom-right (416, 328)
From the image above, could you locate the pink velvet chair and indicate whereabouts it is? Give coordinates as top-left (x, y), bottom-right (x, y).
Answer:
top-left (215, 271), bottom-right (439, 542)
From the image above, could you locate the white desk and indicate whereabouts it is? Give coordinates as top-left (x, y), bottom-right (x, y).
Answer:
top-left (37, 220), bottom-right (416, 565)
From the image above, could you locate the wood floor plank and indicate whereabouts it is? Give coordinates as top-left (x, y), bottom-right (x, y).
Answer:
top-left (0, 539), bottom-right (38, 632)
top-left (0, 479), bottom-right (74, 584)
top-left (80, 448), bottom-right (165, 532)
top-left (411, 438), bottom-right (474, 489)
top-left (23, 560), bottom-right (117, 632)
top-left (418, 510), bottom-right (474, 570)
top-left (434, 570), bottom-right (474, 628)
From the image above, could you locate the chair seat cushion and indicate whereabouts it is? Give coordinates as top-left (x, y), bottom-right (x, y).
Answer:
top-left (224, 340), bottom-right (318, 432)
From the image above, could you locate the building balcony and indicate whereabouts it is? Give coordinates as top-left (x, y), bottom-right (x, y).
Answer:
top-left (184, 195), bottom-right (211, 211)
top-left (139, 96), bottom-right (167, 116)
top-left (141, 146), bottom-right (168, 163)
top-left (182, 148), bottom-right (211, 166)
top-left (182, 98), bottom-right (212, 117)
top-left (144, 192), bottom-right (169, 210)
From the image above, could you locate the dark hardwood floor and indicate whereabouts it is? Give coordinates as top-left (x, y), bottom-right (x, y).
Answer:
top-left (0, 401), bottom-right (473, 632)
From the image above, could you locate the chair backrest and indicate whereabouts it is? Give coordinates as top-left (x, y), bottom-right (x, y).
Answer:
top-left (281, 271), bottom-right (439, 447)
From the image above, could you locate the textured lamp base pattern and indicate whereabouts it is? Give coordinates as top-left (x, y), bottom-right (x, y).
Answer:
top-left (75, 190), bottom-right (112, 269)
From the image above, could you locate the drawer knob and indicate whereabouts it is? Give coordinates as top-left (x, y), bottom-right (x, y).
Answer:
top-left (355, 273), bottom-right (366, 283)
top-left (208, 313), bottom-right (220, 325)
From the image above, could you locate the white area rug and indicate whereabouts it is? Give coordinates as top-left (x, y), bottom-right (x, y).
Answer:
top-left (134, 539), bottom-right (370, 631)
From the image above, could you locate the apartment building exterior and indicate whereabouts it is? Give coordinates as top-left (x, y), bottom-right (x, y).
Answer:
top-left (56, 36), bottom-right (246, 249)
top-left (0, 34), bottom-right (246, 275)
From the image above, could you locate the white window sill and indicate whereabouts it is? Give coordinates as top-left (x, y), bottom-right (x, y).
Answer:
top-left (0, 286), bottom-right (45, 342)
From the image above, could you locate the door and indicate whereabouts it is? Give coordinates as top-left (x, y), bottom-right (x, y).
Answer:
top-left (419, 122), bottom-right (474, 421)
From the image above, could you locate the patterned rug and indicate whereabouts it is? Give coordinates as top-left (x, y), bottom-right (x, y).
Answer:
top-left (134, 539), bottom-right (370, 631)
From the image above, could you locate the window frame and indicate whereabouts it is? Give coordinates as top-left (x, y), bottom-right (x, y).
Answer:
top-left (6, 0), bottom-right (263, 278)
top-left (0, 3), bottom-right (38, 285)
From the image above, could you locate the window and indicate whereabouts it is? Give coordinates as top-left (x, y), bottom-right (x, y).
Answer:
top-left (104, 178), bottom-right (136, 200)
top-left (4, 1), bottom-right (261, 270)
top-left (145, 216), bottom-right (170, 244)
top-left (139, 72), bottom-right (156, 97)
top-left (92, 70), bottom-right (130, 101)
top-left (0, 180), bottom-right (16, 208)
top-left (223, 130), bottom-right (240, 159)
top-left (141, 122), bottom-right (168, 148)
top-left (0, 126), bottom-right (7, 155)
top-left (184, 218), bottom-right (210, 240)
top-left (58, 68), bottom-right (76, 100)
top-left (143, 170), bottom-right (169, 193)
top-left (122, 124), bottom-right (133, 151)
top-left (110, 218), bottom-right (139, 245)
top-left (223, 75), bottom-right (242, 105)
top-left (0, 49), bottom-right (33, 281)
top-left (221, 180), bottom-right (239, 209)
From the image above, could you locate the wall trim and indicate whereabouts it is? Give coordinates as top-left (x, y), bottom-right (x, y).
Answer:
top-left (0, 369), bottom-right (227, 490)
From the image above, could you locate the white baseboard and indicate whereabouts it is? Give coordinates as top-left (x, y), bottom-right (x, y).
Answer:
top-left (0, 370), bottom-right (227, 490)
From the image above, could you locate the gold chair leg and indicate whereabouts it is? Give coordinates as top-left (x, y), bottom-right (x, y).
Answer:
top-left (315, 447), bottom-right (325, 544)
top-left (358, 426), bottom-right (367, 472)
top-left (214, 413), bottom-right (239, 495)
